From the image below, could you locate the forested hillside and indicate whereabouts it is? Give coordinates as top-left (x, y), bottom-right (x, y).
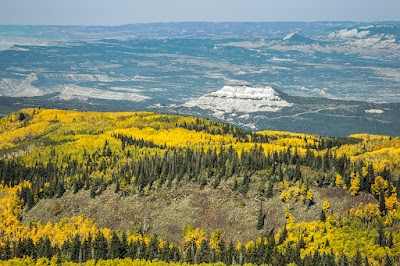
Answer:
top-left (0, 108), bottom-right (400, 265)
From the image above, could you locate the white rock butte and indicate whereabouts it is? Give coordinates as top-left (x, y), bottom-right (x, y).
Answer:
top-left (184, 85), bottom-right (293, 116)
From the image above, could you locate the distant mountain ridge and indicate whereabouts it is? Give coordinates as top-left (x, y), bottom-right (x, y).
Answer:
top-left (1, 21), bottom-right (399, 50)
top-left (0, 22), bottom-right (399, 136)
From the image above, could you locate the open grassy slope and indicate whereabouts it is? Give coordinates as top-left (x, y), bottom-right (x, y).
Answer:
top-left (22, 181), bottom-right (376, 245)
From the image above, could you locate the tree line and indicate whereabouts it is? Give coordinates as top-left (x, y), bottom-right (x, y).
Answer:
top-left (0, 134), bottom-right (397, 211)
top-left (1, 229), bottom-right (393, 266)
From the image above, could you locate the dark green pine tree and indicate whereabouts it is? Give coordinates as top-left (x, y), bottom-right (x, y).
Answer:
top-left (387, 232), bottom-right (394, 248)
top-left (1, 241), bottom-right (12, 260)
top-left (320, 209), bottom-right (326, 222)
top-left (278, 225), bottom-right (288, 245)
top-left (375, 222), bottom-right (386, 247)
top-left (353, 250), bottom-right (363, 265)
top-left (292, 244), bottom-right (301, 266)
top-left (81, 234), bottom-right (92, 262)
top-left (198, 240), bottom-right (211, 263)
top-left (266, 182), bottom-right (274, 198)
top-left (324, 250), bottom-right (336, 266)
top-left (272, 252), bottom-right (286, 266)
top-left (18, 112), bottom-right (26, 121)
top-left (172, 245), bottom-right (182, 262)
top-left (312, 249), bottom-right (321, 265)
top-left (56, 181), bottom-right (65, 198)
top-left (257, 203), bottom-right (265, 230)
top-left (367, 163), bottom-right (374, 191)
top-left (379, 190), bottom-right (387, 216)
top-left (52, 248), bottom-right (62, 266)
top-left (266, 234), bottom-right (276, 255)
top-left (127, 240), bottom-right (138, 260)
top-left (384, 253), bottom-right (393, 266)
top-left (27, 237), bottom-right (35, 258)
top-left (283, 244), bottom-right (294, 265)
top-left (15, 238), bottom-right (35, 258)
top-left (339, 252), bottom-right (349, 266)
top-left (297, 237), bottom-right (306, 250)
top-left (213, 175), bottom-right (221, 189)
top-left (187, 243), bottom-right (196, 264)
top-left (61, 239), bottom-right (71, 260)
top-left (36, 236), bottom-right (52, 259)
top-left (294, 163), bottom-right (302, 181)
top-left (109, 231), bottom-right (122, 259)
top-left (364, 256), bottom-right (370, 266)
top-left (93, 231), bottom-right (108, 260)
top-left (232, 177), bottom-right (238, 191)
top-left (159, 241), bottom-right (169, 262)
top-left (14, 239), bottom-right (22, 258)
top-left (71, 234), bottom-right (81, 263)
top-left (114, 181), bottom-right (120, 193)
top-left (227, 240), bottom-right (235, 266)
top-left (200, 176), bottom-right (207, 189)
top-left (239, 174), bottom-right (250, 195)
top-left (218, 239), bottom-right (226, 264)
top-left (26, 190), bottom-right (35, 210)
top-left (396, 178), bottom-right (400, 201)
top-left (146, 235), bottom-right (159, 260)
top-left (90, 186), bottom-right (96, 199)
top-left (120, 232), bottom-right (128, 259)
top-left (73, 180), bottom-right (80, 194)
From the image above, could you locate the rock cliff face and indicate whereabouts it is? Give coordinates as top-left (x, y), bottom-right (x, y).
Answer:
top-left (184, 85), bottom-right (293, 118)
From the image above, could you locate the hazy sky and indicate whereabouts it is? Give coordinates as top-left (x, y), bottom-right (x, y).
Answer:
top-left (1, 0), bottom-right (399, 25)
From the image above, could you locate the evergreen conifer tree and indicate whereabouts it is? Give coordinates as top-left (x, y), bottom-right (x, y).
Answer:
top-left (109, 231), bottom-right (122, 259)
top-left (353, 250), bottom-right (362, 265)
top-left (379, 190), bottom-right (387, 215)
top-left (384, 253), bottom-right (393, 266)
top-left (339, 252), bottom-right (349, 266)
top-left (71, 234), bottom-right (81, 263)
top-left (320, 209), bottom-right (326, 222)
top-left (257, 203), bottom-right (265, 230)
top-left (266, 182), bottom-right (274, 198)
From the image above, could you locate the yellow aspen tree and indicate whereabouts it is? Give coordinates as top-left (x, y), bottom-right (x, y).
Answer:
top-left (256, 237), bottom-right (262, 247)
top-left (236, 240), bottom-right (242, 251)
top-left (182, 225), bottom-right (194, 249)
top-left (371, 176), bottom-right (388, 196)
top-left (293, 186), bottom-right (301, 198)
top-left (306, 189), bottom-right (314, 204)
top-left (322, 198), bottom-right (331, 212)
top-left (385, 194), bottom-right (399, 211)
top-left (335, 173), bottom-right (344, 188)
top-left (245, 240), bottom-right (255, 252)
top-left (361, 166), bottom-right (368, 177)
top-left (349, 174), bottom-right (360, 196)
top-left (210, 229), bottom-right (223, 252)
top-left (285, 207), bottom-right (295, 226)
top-left (193, 228), bottom-right (206, 248)
top-left (279, 189), bottom-right (289, 202)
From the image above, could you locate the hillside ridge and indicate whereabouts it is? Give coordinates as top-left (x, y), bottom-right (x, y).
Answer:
top-left (0, 108), bottom-right (400, 265)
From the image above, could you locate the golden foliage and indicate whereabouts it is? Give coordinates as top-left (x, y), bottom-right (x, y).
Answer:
top-left (349, 173), bottom-right (360, 196)
top-left (1, 108), bottom-right (400, 264)
top-left (182, 225), bottom-right (206, 249)
top-left (322, 198), bottom-right (331, 212)
top-left (209, 229), bottom-right (223, 252)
